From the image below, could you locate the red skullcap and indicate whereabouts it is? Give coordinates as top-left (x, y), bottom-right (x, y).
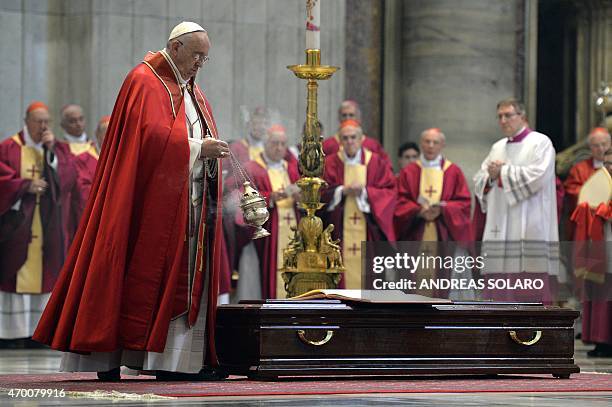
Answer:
top-left (26, 101), bottom-right (49, 114)
top-left (99, 115), bottom-right (111, 125)
top-left (339, 119), bottom-right (361, 130)
top-left (267, 124), bottom-right (286, 133)
top-left (591, 127), bottom-right (610, 135)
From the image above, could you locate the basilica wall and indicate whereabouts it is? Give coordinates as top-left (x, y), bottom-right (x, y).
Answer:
top-left (0, 0), bottom-right (346, 147)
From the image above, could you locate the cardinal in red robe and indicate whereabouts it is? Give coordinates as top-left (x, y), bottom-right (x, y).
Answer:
top-left (230, 125), bottom-right (301, 299)
top-left (322, 119), bottom-right (396, 289)
top-left (571, 148), bottom-right (612, 358)
top-left (395, 128), bottom-right (471, 242)
top-left (33, 23), bottom-right (230, 380)
top-left (59, 104), bottom-right (100, 227)
top-left (322, 100), bottom-right (391, 168)
top-left (564, 127), bottom-right (611, 239)
top-left (0, 101), bottom-right (78, 341)
top-left (223, 108), bottom-right (296, 277)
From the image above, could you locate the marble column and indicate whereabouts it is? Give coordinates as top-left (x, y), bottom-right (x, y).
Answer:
top-left (344, 0), bottom-right (383, 141)
top-left (575, 0), bottom-right (612, 138)
top-left (399, 0), bottom-right (526, 183)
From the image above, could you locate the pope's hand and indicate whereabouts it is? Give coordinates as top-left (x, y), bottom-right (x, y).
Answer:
top-left (201, 139), bottom-right (229, 159)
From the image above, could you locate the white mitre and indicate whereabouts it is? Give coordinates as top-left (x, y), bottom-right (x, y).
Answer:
top-left (168, 21), bottom-right (206, 41)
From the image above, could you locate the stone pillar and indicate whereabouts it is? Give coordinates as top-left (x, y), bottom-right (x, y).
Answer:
top-left (575, 0), bottom-right (612, 138)
top-left (399, 0), bottom-right (527, 182)
top-left (344, 0), bottom-right (383, 141)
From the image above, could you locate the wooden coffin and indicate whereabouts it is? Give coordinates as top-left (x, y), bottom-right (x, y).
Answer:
top-left (216, 300), bottom-right (580, 380)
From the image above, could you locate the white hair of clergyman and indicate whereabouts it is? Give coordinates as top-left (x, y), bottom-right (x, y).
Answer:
top-left (587, 127), bottom-right (611, 145)
top-left (420, 127), bottom-right (446, 142)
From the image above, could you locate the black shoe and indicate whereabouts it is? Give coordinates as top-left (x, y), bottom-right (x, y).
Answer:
top-left (587, 344), bottom-right (612, 358)
top-left (97, 367), bottom-right (121, 381)
top-left (195, 367), bottom-right (228, 381)
top-left (156, 368), bottom-right (228, 381)
top-left (23, 338), bottom-right (47, 349)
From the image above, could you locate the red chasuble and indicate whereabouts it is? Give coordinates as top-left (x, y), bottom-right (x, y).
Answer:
top-left (242, 158), bottom-right (300, 298)
top-left (0, 133), bottom-right (77, 293)
top-left (224, 139), bottom-right (297, 273)
top-left (322, 149), bottom-right (396, 287)
top-left (33, 52), bottom-right (225, 365)
top-left (571, 202), bottom-right (612, 346)
top-left (395, 160), bottom-right (471, 242)
top-left (564, 158), bottom-right (597, 239)
top-left (322, 133), bottom-right (391, 168)
top-left (67, 141), bottom-right (99, 224)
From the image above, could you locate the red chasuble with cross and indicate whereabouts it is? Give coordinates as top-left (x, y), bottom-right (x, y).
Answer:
top-left (33, 51), bottom-right (225, 364)
top-left (395, 159), bottom-right (471, 242)
top-left (0, 133), bottom-right (77, 293)
top-left (322, 149), bottom-right (396, 288)
top-left (240, 157), bottom-right (300, 298)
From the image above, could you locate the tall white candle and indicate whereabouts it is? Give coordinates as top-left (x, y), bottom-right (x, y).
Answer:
top-left (306, 0), bottom-right (320, 50)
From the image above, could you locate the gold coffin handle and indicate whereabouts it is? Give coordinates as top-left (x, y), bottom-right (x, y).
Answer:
top-left (297, 329), bottom-right (334, 346)
top-left (509, 330), bottom-right (542, 346)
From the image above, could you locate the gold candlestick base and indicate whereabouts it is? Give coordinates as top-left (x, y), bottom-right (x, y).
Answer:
top-left (280, 49), bottom-right (343, 298)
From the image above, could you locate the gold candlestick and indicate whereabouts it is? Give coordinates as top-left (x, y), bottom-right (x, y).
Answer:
top-left (280, 49), bottom-right (343, 298)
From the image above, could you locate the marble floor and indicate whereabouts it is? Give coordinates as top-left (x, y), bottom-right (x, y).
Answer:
top-left (0, 341), bottom-right (610, 406)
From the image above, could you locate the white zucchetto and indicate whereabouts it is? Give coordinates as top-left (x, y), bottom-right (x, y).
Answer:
top-left (168, 21), bottom-right (206, 41)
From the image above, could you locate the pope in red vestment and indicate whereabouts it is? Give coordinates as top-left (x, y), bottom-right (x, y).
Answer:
top-left (0, 101), bottom-right (78, 339)
top-left (33, 24), bottom-right (230, 379)
top-left (322, 120), bottom-right (396, 289)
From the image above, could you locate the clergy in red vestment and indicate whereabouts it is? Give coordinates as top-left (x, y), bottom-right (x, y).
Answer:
top-left (60, 104), bottom-right (100, 225)
top-left (32, 22), bottom-right (230, 381)
top-left (234, 125), bottom-right (300, 299)
top-left (394, 128), bottom-right (471, 298)
top-left (571, 148), bottom-right (612, 357)
top-left (228, 106), bottom-right (269, 165)
top-left (322, 119), bottom-right (396, 289)
top-left (322, 100), bottom-right (391, 167)
top-left (564, 127), bottom-right (611, 239)
top-left (95, 115), bottom-right (110, 150)
top-left (395, 128), bottom-right (471, 242)
top-left (0, 101), bottom-right (78, 342)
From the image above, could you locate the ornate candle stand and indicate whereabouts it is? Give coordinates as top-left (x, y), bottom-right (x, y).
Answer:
top-left (280, 49), bottom-right (343, 297)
